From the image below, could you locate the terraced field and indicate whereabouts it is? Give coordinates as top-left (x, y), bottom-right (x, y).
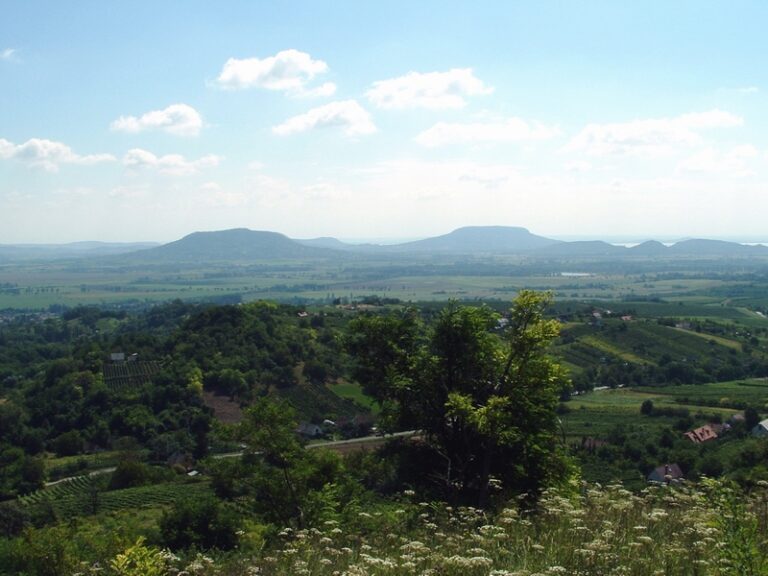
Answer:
top-left (21, 475), bottom-right (212, 519)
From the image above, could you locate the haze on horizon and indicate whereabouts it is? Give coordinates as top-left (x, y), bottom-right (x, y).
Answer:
top-left (1, 1), bottom-right (767, 244)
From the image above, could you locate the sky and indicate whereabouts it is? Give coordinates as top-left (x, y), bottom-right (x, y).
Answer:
top-left (2, 1), bottom-right (768, 244)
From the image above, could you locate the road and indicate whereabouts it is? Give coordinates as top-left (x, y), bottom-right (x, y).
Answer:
top-left (44, 430), bottom-right (419, 487)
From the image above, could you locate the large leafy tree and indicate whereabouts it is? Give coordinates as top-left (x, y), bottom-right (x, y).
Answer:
top-left (347, 290), bottom-right (572, 504)
top-left (213, 398), bottom-right (343, 527)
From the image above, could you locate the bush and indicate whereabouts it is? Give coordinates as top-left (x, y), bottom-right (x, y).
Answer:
top-left (108, 460), bottom-right (149, 490)
top-left (159, 495), bottom-right (241, 551)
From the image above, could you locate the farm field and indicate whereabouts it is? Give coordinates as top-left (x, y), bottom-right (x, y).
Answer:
top-left (3, 252), bottom-right (768, 312)
top-left (20, 475), bottom-right (212, 520)
top-left (562, 378), bottom-right (768, 439)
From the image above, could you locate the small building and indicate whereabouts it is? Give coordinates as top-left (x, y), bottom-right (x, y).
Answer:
top-left (752, 419), bottom-right (768, 438)
top-left (684, 424), bottom-right (720, 444)
top-left (297, 422), bottom-right (323, 438)
top-left (647, 463), bottom-right (684, 484)
top-left (110, 352), bottom-right (125, 362)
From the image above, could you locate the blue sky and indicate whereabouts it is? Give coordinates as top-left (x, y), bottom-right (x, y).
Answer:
top-left (2, 1), bottom-right (767, 243)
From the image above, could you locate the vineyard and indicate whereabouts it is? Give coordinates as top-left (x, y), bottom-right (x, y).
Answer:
top-left (102, 360), bottom-right (162, 391)
top-left (20, 475), bottom-right (212, 518)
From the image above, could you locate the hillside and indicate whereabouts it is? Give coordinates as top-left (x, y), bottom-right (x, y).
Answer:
top-left (669, 238), bottom-right (768, 256)
top-left (123, 228), bottom-right (337, 262)
top-left (385, 225), bottom-right (561, 253)
top-left (0, 241), bottom-right (159, 262)
top-left (534, 240), bottom-right (624, 257)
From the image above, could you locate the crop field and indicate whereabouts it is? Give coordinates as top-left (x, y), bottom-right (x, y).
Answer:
top-left (44, 451), bottom-right (123, 480)
top-left (21, 475), bottom-right (212, 519)
top-left (561, 378), bottom-right (768, 439)
top-left (641, 378), bottom-right (768, 409)
top-left (102, 361), bottom-right (162, 391)
top-left (4, 252), bottom-right (768, 312)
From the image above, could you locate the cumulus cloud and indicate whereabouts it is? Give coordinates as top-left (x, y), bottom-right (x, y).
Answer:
top-left (215, 49), bottom-right (335, 96)
top-left (122, 148), bottom-right (220, 175)
top-left (0, 137), bottom-right (115, 172)
top-left (567, 110), bottom-right (743, 157)
top-left (367, 68), bottom-right (492, 110)
top-left (415, 117), bottom-right (559, 147)
top-left (273, 100), bottom-right (376, 137)
top-left (111, 103), bottom-right (203, 137)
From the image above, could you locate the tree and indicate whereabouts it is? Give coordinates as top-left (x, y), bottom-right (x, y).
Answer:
top-left (640, 399), bottom-right (654, 415)
top-left (232, 398), bottom-right (343, 526)
top-left (347, 291), bottom-right (572, 505)
top-left (159, 497), bottom-right (241, 551)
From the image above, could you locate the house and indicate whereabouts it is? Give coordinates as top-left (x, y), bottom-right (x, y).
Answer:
top-left (296, 422), bottom-right (323, 438)
top-left (684, 424), bottom-right (720, 444)
top-left (752, 419), bottom-right (768, 438)
top-left (647, 463), bottom-right (684, 484)
top-left (110, 352), bottom-right (125, 362)
top-left (729, 412), bottom-right (745, 425)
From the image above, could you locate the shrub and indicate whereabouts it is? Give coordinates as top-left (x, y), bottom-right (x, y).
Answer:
top-left (159, 495), bottom-right (241, 551)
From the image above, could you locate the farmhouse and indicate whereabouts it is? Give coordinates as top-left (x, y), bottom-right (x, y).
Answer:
top-left (752, 419), bottom-right (768, 438)
top-left (296, 422), bottom-right (323, 438)
top-left (647, 463), bottom-right (684, 484)
top-left (684, 424), bottom-right (720, 444)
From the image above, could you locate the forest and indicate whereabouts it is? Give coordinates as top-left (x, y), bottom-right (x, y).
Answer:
top-left (0, 291), bottom-right (767, 574)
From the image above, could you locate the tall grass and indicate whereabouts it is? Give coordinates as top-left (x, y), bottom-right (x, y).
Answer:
top-left (81, 479), bottom-right (768, 576)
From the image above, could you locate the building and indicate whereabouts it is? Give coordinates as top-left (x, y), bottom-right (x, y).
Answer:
top-left (752, 419), bottom-right (768, 438)
top-left (684, 424), bottom-right (720, 444)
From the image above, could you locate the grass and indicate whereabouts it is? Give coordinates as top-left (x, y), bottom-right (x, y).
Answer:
top-left (78, 480), bottom-right (768, 575)
top-left (560, 377), bottom-right (768, 439)
top-left (327, 380), bottom-right (380, 414)
top-left (672, 327), bottom-right (743, 350)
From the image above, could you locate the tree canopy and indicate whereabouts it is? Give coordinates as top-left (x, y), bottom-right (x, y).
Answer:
top-left (347, 290), bottom-right (573, 504)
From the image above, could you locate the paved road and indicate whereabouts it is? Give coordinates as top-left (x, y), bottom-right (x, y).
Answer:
top-left (44, 430), bottom-right (419, 486)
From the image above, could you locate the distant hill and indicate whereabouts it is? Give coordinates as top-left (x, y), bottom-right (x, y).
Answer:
top-left (385, 226), bottom-right (561, 253)
top-left (0, 241), bottom-right (159, 262)
top-left (295, 237), bottom-right (380, 252)
top-left (668, 238), bottom-right (768, 256)
top-left (629, 240), bottom-right (669, 256)
top-left (534, 240), bottom-right (624, 257)
top-left (125, 229), bottom-right (337, 262)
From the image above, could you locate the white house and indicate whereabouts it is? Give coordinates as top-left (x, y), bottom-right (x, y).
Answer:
top-left (752, 419), bottom-right (768, 438)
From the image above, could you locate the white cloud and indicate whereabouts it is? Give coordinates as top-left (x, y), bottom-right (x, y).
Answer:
top-left (367, 68), bottom-right (492, 110)
top-left (567, 110), bottom-right (743, 157)
top-left (0, 137), bottom-right (115, 172)
top-left (273, 100), bottom-right (376, 137)
top-left (564, 160), bottom-right (592, 173)
top-left (215, 49), bottom-right (334, 96)
top-left (109, 185), bottom-right (150, 199)
top-left (122, 148), bottom-right (220, 175)
top-left (1, 48), bottom-right (17, 61)
top-left (415, 117), bottom-right (559, 147)
top-left (111, 103), bottom-right (203, 137)
top-left (678, 144), bottom-right (759, 177)
top-left (198, 182), bottom-right (250, 207)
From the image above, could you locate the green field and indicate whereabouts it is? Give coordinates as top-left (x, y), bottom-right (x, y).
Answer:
top-left (327, 381), bottom-right (380, 414)
top-left (4, 253), bottom-right (768, 312)
top-left (562, 378), bottom-right (768, 438)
